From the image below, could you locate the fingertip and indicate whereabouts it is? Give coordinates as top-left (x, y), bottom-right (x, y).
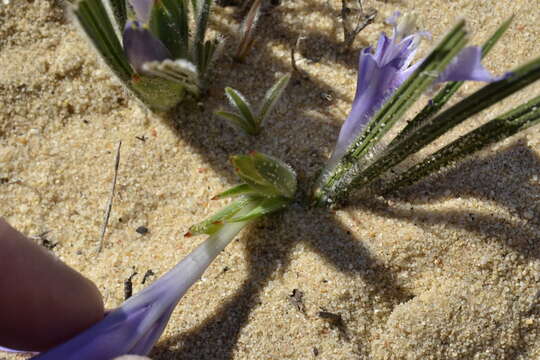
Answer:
top-left (0, 219), bottom-right (105, 351)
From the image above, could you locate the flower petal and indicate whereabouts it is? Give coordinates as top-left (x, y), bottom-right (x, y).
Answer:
top-left (330, 49), bottom-right (405, 165)
top-left (122, 21), bottom-right (171, 73)
top-left (437, 46), bottom-right (505, 83)
top-left (128, 0), bottom-right (153, 24)
top-left (31, 219), bottom-right (250, 360)
top-left (0, 345), bottom-right (32, 353)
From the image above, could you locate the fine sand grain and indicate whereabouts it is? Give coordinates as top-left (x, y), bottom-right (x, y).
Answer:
top-left (1, 0), bottom-right (539, 359)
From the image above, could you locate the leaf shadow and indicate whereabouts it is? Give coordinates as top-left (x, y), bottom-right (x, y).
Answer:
top-left (358, 141), bottom-right (540, 260)
top-left (151, 206), bottom-right (413, 359)
top-left (150, 139), bottom-right (540, 359)
top-left (390, 141), bottom-right (540, 219)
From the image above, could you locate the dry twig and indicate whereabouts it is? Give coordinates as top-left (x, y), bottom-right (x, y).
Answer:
top-left (98, 141), bottom-right (122, 253)
top-left (340, 0), bottom-right (377, 52)
top-left (290, 35), bottom-right (309, 79)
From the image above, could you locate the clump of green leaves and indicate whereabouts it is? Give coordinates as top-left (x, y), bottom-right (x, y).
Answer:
top-left (214, 74), bottom-right (291, 135)
top-left (186, 151), bottom-right (297, 236)
top-left (72, 0), bottom-right (222, 111)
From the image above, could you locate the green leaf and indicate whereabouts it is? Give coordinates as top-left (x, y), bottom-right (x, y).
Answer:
top-left (212, 184), bottom-right (257, 199)
top-left (384, 94), bottom-right (540, 192)
top-left (214, 110), bottom-right (258, 135)
top-left (481, 14), bottom-right (515, 56)
top-left (231, 154), bottom-right (274, 193)
top-left (187, 197), bottom-right (250, 236)
top-left (225, 87), bottom-right (257, 129)
top-left (390, 15), bottom-right (514, 145)
top-left (257, 73), bottom-right (290, 126)
top-left (73, 0), bottom-right (133, 82)
top-left (107, 0), bottom-right (127, 32)
top-left (229, 196), bottom-right (290, 222)
top-left (130, 75), bottom-right (186, 112)
top-left (231, 152), bottom-right (297, 198)
top-left (149, 0), bottom-right (190, 59)
top-left (251, 152), bottom-right (297, 199)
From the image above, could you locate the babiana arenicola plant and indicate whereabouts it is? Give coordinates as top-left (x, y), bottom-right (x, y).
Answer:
top-left (72, 0), bottom-right (222, 111)
top-left (215, 74), bottom-right (291, 136)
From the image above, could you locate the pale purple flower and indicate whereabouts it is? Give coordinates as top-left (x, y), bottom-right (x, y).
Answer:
top-left (26, 220), bottom-right (248, 360)
top-left (329, 12), bottom-right (504, 168)
top-left (122, 0), bottom-right (172, 73)
top-left (123, 21), bottom-right (171, 73)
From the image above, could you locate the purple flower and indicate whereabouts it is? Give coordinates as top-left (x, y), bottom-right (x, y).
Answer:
top-left (122, 0), bottom-right (172, 73)
top-left (329, 12), bottom-right (503, 168)
top-left (27, 220), bottom-right (248, 360)
top-left (123, 21), bottom-right (172, 73)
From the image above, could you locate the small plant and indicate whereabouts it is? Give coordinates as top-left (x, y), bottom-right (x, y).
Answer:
top-left (187, 151), bottom-right (297, 236)
top-left (214, 74), bottom-right (291, 135)
top-left (314, 13), bottom-right (540, 206)
top-left (72, 0), bottom-right (223, 111)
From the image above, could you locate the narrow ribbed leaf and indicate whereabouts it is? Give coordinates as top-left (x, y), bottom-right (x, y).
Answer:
top-left (391, 15), bottom-right (514, 145)
top-left (384, 94), bottom-right (540, 192)
top-left (148, 1), bottom-right (181, 59)
top-left (187, 197), bottom-right (250, 236)
top-left (107, 0), bottom-right (127, 32)
top-left (229, 197), bottom-right (290, 222)
top-left (234, 0), bottom-right (261, 61)
top-left (314, 20), bottom-right (469, 206)
top-left (197, 38), bottom-right (222, 86)
top-left (148, 0), bottom-right (190, 59)
top-left (73, 0), bottom-right (133, 82)
top-left (352, 55), bottom-right (540, 192)
top-left (257, 73), bottom-right (290, 126)
top-left (212, 184), bottom-right (256, 199)
top-left (193, 0), bottom-right (212, 68)
top-left (225, 87), bottom-right (257, 128)
top-left (214, 110), bottom-right (258, 135)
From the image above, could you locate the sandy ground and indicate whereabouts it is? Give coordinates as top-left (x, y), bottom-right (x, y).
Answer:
top-left (1, 0), bottom-right (540, 359)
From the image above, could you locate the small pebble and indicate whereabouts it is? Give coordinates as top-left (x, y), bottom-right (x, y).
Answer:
top-left (136, 226), bottom-right (149, 235)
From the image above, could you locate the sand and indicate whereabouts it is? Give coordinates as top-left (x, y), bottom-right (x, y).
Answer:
top-left (1, 0), bottom-right (540, 359)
